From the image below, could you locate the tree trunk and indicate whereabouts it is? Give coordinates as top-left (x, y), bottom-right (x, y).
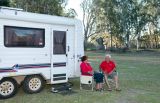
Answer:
top-left (126, 32), bottom-right (130, 48)
top-left (136, 35), bottom-right (139, 50)
top-left (111, 33), bottom-right (113, 48)
top-left (84, 37), bottom-right (88, 50)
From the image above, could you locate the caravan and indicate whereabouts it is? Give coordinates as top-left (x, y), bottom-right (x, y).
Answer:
top-left (0, 7), bottom-right (84, 99)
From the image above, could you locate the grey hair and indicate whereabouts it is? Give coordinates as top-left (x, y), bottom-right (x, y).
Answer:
top-left (105, 54), bottom-right (111, 58)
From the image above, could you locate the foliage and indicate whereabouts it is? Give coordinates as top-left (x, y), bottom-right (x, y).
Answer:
top-left (0, 0), bottom-right (10, 6)
top-left (82, 0), bottom-right (160, 50)
top-left (1, 0), bottom-right (76, 18)
top-left (139, 30), bottom-right (160, 48)
top-left (9, 0), bottom-right (66, 16)
top-left (85, 42), bottom-right (96, 51)
top-left (64, 8), bottom-right (77, 18)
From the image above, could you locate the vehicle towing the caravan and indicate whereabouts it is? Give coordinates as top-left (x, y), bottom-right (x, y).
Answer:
top-left (0, 6), bottom-right (84, 99)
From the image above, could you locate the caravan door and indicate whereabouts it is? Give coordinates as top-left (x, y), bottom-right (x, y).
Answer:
top-left (51, 29), bottom-right (68, 84)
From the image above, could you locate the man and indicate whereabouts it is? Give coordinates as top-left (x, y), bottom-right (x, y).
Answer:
top-left (100, 54), bottom-right (121, 91)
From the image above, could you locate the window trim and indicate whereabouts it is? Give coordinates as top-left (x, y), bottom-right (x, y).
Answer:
top-left (4, 25), bottom-right (45, 48)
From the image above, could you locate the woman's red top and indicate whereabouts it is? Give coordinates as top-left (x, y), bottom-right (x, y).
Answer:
top-left (80, 62), bottom-right (93, 76)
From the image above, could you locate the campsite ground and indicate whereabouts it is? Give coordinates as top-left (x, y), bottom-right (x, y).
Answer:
top-left (0, 51), bottom-right (160, 103)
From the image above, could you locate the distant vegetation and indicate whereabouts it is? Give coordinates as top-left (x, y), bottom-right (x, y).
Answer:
top-left (0, 0), bottom-right (77, 18)
top-left (81, 0), bottom-right (160, 51)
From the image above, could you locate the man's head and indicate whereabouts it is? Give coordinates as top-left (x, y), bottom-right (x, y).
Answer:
top-left (105, 54), bottom-right (111, 62)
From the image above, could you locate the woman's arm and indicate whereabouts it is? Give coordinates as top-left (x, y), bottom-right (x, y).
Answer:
top-left (80, 62), bottom-right (93, 75)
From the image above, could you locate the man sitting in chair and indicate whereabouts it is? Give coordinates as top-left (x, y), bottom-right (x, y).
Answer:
top-left (100, 54), bottom-right (121, 91)
top-left (80, 56), bottom-right (104, 91)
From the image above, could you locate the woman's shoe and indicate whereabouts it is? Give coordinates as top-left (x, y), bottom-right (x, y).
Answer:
top-left (99, 88), bottom-right (104, 92)
top-left (95, 89), bottom-right (100, 91)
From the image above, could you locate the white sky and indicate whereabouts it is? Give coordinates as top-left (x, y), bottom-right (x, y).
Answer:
top-left (66, 0), bottom-right (83, 20)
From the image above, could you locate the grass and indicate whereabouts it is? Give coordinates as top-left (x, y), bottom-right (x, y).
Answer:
top-left (0, 51), bottom-right (160, 103)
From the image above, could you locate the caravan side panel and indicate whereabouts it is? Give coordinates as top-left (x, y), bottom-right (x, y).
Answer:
top-left (0, 19), bottom-right (51, 80)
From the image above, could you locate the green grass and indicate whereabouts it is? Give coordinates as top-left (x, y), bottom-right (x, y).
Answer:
top-left (0, 51), bottom-right (160, 103)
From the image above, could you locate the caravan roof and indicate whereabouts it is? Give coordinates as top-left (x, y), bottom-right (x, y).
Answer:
top-left (0, 6), bottom-right (81, 26)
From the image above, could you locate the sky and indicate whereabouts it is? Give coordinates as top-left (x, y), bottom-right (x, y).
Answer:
top-left (66, 0), bottom-right (83, 20)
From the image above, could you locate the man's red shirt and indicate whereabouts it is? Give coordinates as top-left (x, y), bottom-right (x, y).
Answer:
top-left (100, 60), bottom-right (116, 74)
top-left (80, 62), bottom-right (93, 76)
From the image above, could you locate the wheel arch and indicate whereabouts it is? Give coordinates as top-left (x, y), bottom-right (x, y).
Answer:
top-left (0, 73), bottom-right (47, 84)
top-left (0, 77), bottom-right (17, 84)
top-left (24, 74), bottom-right (46, 82)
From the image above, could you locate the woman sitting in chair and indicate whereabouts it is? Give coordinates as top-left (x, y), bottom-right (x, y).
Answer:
top-left (80, 56), bottom-right (103, 91)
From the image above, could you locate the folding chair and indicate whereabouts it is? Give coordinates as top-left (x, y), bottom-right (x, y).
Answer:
top-left (104, 71), bottom-right (118, 89)
top-left (80, 75), bottom-right (94, 91)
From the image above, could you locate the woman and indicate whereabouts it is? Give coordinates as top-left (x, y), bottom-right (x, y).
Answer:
top-left (80, 56), bottom-right (104, 91)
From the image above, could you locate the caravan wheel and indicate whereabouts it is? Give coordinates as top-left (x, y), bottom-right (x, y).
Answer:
top-left (0, 78), bottom-right (18, 99)
top-left (22, 75), bottom-right (45, 94)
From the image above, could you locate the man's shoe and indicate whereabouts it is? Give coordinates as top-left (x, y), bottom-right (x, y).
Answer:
top-left (107, 88), bottom-right (112, 91)
top-left (115, 88), bottom-right (121, 91)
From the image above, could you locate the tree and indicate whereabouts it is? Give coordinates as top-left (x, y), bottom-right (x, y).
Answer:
top-left (102, 0), bottom-right (160, 50)
top-left (81, 0), bottom-right (160, 50)
top-left (133, 0), bottom-right (160, 49)
top-left (10, 0), bottom-right (67, 16)
top-left (81, 0), bottom-right (97, 49)
top-left (65, 8), bottom-right (77, 18)
top-left (103, 0), bottom-right (124, 48)
top-left (0, 0), bottom-right (10, 6)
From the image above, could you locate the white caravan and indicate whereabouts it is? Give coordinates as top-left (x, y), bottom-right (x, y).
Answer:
top-left (0, 7), bottom-right (84, 99)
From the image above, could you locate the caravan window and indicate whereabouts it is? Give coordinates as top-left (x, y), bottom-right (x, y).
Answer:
top-left (53, 31), bottom-right (66, 54)
top-left (4, 26), bottom-right (45, 47)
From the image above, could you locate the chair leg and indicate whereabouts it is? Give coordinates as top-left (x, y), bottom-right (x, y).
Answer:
top-left (91, 83), bottom-right (93, 91)
top-left (92, 78), bottom-right (94, 91)
top-left (80, 83), bottom-right (82, 90)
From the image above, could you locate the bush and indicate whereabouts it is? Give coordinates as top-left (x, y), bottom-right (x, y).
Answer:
top-left (107, 47), bottom-right (129, 53)
top-left (86, 42), bottom-right (96, 51)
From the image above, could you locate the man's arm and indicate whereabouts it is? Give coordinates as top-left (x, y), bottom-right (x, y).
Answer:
top-left (108, 61), bottom-right (116, 74)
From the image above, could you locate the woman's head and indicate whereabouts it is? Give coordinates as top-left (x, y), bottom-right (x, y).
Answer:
top-left (81, 56), bottom-right (88, 62)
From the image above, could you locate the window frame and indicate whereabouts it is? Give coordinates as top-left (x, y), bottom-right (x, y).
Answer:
top-left (4, 25), bottom-right (45, 48)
